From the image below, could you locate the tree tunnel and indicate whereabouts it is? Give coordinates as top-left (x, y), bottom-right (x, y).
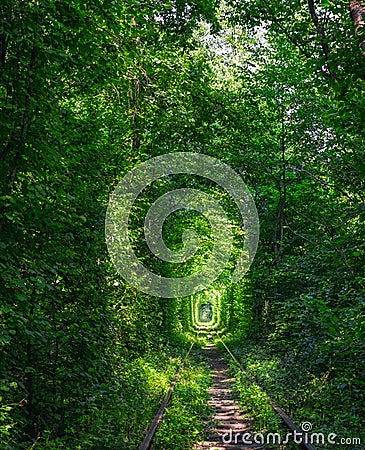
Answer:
top-left (191, 291), bottom-right (220, 330)
top-left (198, 302), bottom-right (213, 323)
top-left (1, 0), bottom-right (364, 447)
top-left (159, 279), bottom-right (250, 342)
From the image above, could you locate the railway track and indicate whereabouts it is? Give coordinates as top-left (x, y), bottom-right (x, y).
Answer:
top-left (138, 338), bottom-right (317, 450)
top-left (195, 343), bottom-right (258, 450)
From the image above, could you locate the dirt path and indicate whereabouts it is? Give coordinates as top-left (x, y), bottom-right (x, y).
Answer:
top-left (195, 343), bottom-right (260, 450)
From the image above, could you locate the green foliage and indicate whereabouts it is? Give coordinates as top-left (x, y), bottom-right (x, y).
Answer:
top-left (227, 339), bottom-right (365, 449)
top-left (1, 0), bottom-right (364, 447)
top-left (233, 370), bottom-right (280, 433)
top-left (154, 350), bottom-right (212, 449)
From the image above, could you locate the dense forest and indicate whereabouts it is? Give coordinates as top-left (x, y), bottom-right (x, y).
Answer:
top-left (1, 0), bottom-right (364, 449)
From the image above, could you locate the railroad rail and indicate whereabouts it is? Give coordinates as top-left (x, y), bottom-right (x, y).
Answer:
top-left (213, 332), bottom-right (317, 450)
top-left (138, 336), bottom-right (317, 450)
top-left (138, 342), bottom-right (194, 450)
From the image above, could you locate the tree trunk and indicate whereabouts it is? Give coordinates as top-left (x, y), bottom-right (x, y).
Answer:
top-left (350, 0), bottom-right (365, 53)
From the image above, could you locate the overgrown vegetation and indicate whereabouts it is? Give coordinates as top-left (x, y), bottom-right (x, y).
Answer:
top-left (225, 335), bottom-right (364, 449)
top-left (1, 0), bottom-right (364, 448)
top-left (154, 348), bottom-right (212, 450)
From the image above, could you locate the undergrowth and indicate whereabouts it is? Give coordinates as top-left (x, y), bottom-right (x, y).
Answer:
top-left (222, 336), bottom-right (364, 450)
top-left (153, 347), bottom-right (212, 450)
top-left (24, 341), bottom-right (191, 449)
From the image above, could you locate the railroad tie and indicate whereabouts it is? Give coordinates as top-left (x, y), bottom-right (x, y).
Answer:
top-left (195, 343), bottom-right (264, 450)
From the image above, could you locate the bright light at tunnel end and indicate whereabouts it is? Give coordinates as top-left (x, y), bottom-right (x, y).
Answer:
top-left (105, 152), bottom-right (259, 298)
